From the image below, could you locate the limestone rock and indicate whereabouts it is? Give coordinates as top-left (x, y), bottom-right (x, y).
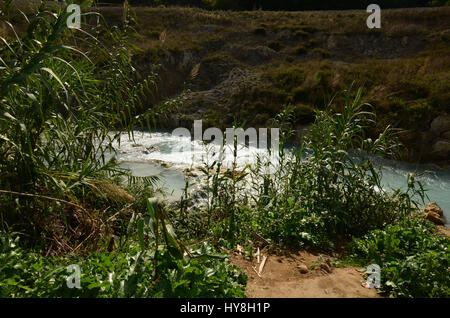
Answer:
top-left (425, 211), bottom-right (445, 225)
top-left (425, 202), bottom-right (444, 216)
top-left (431, 140), bottom-right (450, 159)
top-left (298, 264), bottom-right (309, 274)
top-left (430, 115), bottom-right (450, 136)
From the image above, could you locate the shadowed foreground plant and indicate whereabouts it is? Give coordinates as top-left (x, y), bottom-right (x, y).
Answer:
top-left (0, 202), bottom-right (247, 298)
top-left (0, 2), bottom-right (156, 249)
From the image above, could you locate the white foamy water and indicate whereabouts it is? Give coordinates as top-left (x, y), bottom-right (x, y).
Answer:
top-left (108, 131), bottom-right (450, 224)
top-left (110, 131), bottom-right (276, 169)
top-left (105, 131), bottom-right (279, 202)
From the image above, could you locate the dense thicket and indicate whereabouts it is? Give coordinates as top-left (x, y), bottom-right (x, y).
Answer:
top-left (100, 0), bottom-right (447, 10)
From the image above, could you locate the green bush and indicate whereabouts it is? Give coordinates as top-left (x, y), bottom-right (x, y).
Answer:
top-left (252, 27), bottom-right (267, 35)
top-left (267, 66), bottom-right (306, 90)
top-left (196, 88), bottom-right (427, 250)
top-left (311, 48), bottom-right (332, 58)
top-left (348, 217), bottom-right (450, 297)
top-left (0, 233), bottom-right (246, 298)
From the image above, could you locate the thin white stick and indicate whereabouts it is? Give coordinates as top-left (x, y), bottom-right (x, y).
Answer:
top-left (258, 256), bottom-right (267, 275)
top-left (252, 266), bottom-right (262, 278)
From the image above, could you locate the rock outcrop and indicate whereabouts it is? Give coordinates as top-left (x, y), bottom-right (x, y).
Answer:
top-left (430, 115), bottom-right (450, 136)
top-left (427, 115), bottom-right (450, 162)
top-left (431, 140), bottom-right (450, 160)
top-left (424, 202), bottom-right (446, 225)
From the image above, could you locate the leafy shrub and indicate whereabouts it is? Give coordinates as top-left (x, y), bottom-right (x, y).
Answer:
top-left (0, 233), bottom-right (246, 298)
top-left (267, 65), bottom-right (306, 90)
top-left (348, 217), bottom-right (450, 297)
top-left (196, 88), bottom-right (427, 250)
top-left (392, 80), bottom-right (430, 99)
top-left (152, 243), bottom-right (247, 297)
top-left (255, 89), bottom-right (423, 242)
top-left (429, 0), bottom-right (450, 6)
top-left (294, 30), bottom-right (309, 37)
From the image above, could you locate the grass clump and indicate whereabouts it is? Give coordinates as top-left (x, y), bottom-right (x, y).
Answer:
top-left (251, 89), bottom-right (422, 244)
top-left (266, 65), bottom-right (307, 90)
top-left (292, 45), bottom-right (307, 55)
top-left (311, 48), bottom-right (331, 58)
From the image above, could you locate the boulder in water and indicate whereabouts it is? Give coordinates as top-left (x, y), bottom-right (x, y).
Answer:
top-left (146, 145), bottom-right (159, 152)
top-left (161, 162), bottom-right (172, 168)
top-left (142, 146), bottom-right (159, 155)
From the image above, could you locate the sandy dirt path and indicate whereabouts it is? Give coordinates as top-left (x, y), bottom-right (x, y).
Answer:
top-left (230, 249), bottom-right (380, 298)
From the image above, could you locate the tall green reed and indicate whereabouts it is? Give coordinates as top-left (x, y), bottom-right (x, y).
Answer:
top-left (0, 1), bottom-right (155, 243)
top-left (190, 87), bottom-right (427, 249)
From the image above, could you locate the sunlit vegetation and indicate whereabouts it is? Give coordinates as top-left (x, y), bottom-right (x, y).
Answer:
top-left (0, 2), bottom-right (448, 298)
top-left (108, 5), bottom-right (450, 161)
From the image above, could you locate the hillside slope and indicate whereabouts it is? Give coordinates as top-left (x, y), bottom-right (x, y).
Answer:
top-left (109, 7), bottom-right (450, 162)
